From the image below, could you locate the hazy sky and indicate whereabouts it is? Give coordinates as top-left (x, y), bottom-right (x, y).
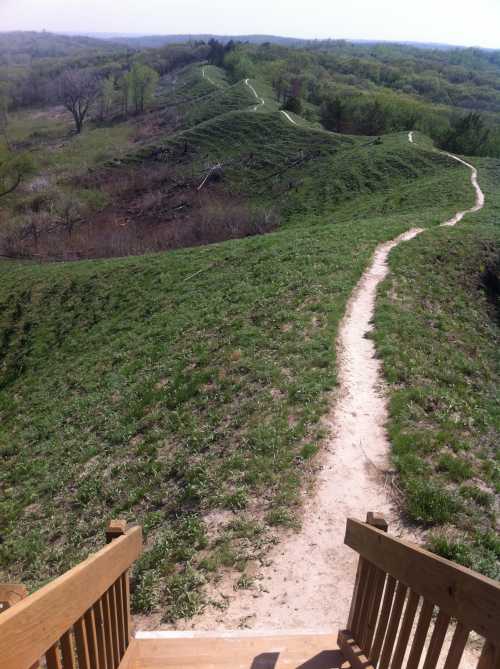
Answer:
top-left (1, 0), bottom-right (499, 49)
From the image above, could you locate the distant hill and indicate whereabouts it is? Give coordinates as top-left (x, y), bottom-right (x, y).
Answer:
top-left (0, 30), bottom-right (125, 62)
top-left (0, 30), bottom-right (487, 55)
top-left (67, 32), bottom-right (472, 51)
top-left (82, 33), bottom-right (312, 49)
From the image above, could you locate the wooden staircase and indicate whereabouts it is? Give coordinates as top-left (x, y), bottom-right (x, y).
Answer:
top-left (1, 513), bottom-right (499, 669)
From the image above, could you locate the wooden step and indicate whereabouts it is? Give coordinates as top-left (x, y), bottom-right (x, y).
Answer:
top-left (129, 631), bottom-right (344, 669)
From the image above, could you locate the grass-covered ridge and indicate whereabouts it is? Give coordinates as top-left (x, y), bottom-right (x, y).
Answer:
top-left (374, 157), bottom-right (500, 578)
top-left (0, 130), bottom-right (477, 619)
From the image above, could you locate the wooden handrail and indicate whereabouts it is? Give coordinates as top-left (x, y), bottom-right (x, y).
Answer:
top-left (344, 518), bottom-right (500, 641)
top-left (0, 524), bottom-right (142, 669)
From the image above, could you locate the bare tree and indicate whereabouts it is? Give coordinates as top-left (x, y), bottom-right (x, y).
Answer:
top-left (57, 69), bottom-right (99, 134)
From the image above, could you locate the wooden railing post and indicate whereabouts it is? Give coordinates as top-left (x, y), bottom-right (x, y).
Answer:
top-left (365, 511), bottom-right (388, 533)
top-left (340, 512), bottom-right (389, 669)
top-left (106, 519), bottom-right (127, 544)
top-left (0, 583), bottom-right (28, 614)
top-left (0, 584), bottom-right (39, 669)
top-left (105, 519), bottom-right (132, 650)
top-left (347, 512), bottom-right (388, 630)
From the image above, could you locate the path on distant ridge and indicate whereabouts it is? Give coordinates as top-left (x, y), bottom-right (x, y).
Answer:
top-left (280, 110), bottom-right (298, 125)
top-left (245, 78), bottom-right (265, 111)
top-left (202, 66), bottom-right (218, 87)
top-left (166, 132), bottom-right (484, 639)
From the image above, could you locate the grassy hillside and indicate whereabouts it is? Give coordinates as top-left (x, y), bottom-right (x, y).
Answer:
top-left (2, 37), bottom-right (498, 615)
top-left (374, 158), bottom-right (500, 578)
top-left (0, 125), bottom-right (476, 618)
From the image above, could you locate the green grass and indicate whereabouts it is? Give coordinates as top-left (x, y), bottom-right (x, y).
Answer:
top-left (0, 123), bottom-right (478, 618)
top-left (200, 64), bottom-right (229, 89)
top-left (182, 81), bottom-right (258, 128)
top-left (373, 156), bottom-right (500, 579)
top-left (6, 108), bottom-right (71, 144)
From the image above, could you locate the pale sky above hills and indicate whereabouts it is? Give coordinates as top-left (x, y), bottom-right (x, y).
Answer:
top-left (1, 0), bottom-right (499, 49)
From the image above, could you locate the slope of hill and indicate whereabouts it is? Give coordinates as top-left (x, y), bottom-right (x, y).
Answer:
top-left (0, 114), bottom-right (478, 620)
top-left (374, 158), bottom-right (500, 578)
top-left (0, 48), bottom-right (498, 622)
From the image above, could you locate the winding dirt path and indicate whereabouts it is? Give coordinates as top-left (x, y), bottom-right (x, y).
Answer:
top-left (245, 78), bottom-right (265, 111)
top-left (202, 66), bottom-right (218, 87)
top-left (441, 153), bottom-right (485, 224)
top-left (169, 131), bottom-right (485, 637)
top-left (180, 228), bottom-right (423, 633)
top-left (280, 110), bottom-right (298, 125)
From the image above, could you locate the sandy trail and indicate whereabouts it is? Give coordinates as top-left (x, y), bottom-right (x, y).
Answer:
top-left (441, 153), bottom-right (485, 224)
top-left (163, 132), bottom-right (485, 653)
top-left (281, 110), bottom-right (298, 125)
top-left (202, 67), bottom-right (217, 87)
top-left (176, 228), bottom-right (423, 633)
top-left (245, 78), bottom-right (265, 111)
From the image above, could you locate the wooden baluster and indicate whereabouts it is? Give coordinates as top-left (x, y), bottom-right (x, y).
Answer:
top-left (106, 519), bottom-right (129, 663)
top-left (443, 624), bottom-right (469, 669)
top-left (422, 609), bottom-right (450, 669)
top-left (93, 599), bottom-right (108, 669)
top-left (477, 641), bottom-right (500, 669)
top-left (84, 607), bottom-right (100, 668)
top-left (108, 585), bottom-right (121, 666)
top-left (101, 588), bottom-right (116, 669)
top-left (60, 631), bottom-right (76, 669)
top-left (361, 514), bottom-right (389, 653)
top-left (406, 600), bottom-right (434, 669)
top-left (363, 566), bottom-right (387, 654)
top-left (356, 563), bottom-right (378, 642)
top-left (370, 575), bottom-right (397, 666)
top-left (74, 617), bottom-right (91, 669)
top-left (120, 572), bottom-right (131, 646)
top-left (46, 643), bottom-right (62, 669)
top-left (390, 591), bottom-right (420, 669)
top-left (350, 560), bottom-right (372, 638)
top-left (114, 577), bottom-right (126, 658)
top-left (379, 581), bottom-right (408, 669)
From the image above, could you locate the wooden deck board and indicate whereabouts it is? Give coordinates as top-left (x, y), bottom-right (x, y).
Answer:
top-left (131, 633), bottom-right (345, 669)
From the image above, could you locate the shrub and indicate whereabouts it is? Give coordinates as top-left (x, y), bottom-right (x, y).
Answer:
top-left (0, 195), bottom-right (280, 261)
top-left (405, 479), bottom-right (461, 524)
top-left (283, 96), bottom-right (302, 115)
top-left (460, 484), bottom-right (493, 508)
top-left (437, 454), bottom-right (473, 482)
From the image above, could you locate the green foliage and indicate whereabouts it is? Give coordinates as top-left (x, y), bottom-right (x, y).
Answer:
top-left (442, 112), bottom-right (491, 155)
top-left (405, 479), bottom-right (461, 524)
top-left (207, 38), bottom-right (235, 68)
top-left (0, 151), bottom-right (35, 198)
top-left (283, 96), bottom-right (302, 115)
top-left (429, 532), bottom-right (500, 580)
top-left (224, 51), bottom-right (255, 83)
top-left (98, 75), bottom-right (116, 120)
top-left (438, 454), bottom-right (473, 483)
top-left (127, 63), bottom-right (159, 114)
